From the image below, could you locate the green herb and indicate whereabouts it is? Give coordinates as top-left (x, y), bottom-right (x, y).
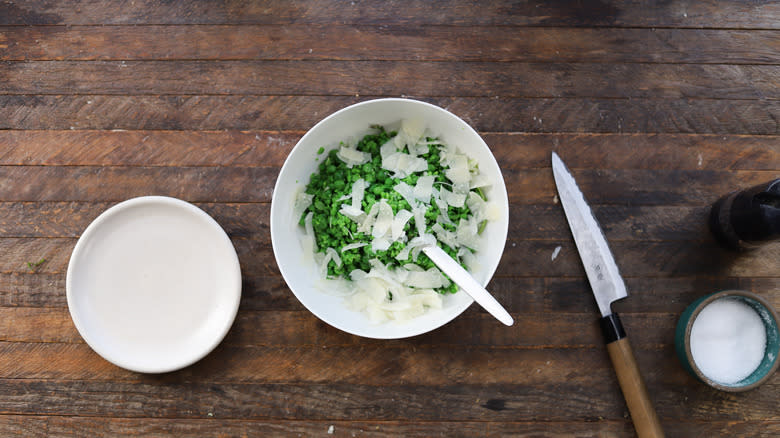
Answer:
top-left (317, 146), bottom-right (325, 154)
top-left (27, 258), bottom-right (46, 272)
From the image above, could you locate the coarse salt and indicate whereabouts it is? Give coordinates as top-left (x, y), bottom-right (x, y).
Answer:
top-left (690, 298), bottom-right (767, 385)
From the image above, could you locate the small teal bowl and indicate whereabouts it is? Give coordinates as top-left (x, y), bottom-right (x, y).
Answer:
top-left (675, 290), bottom-right (780, 392)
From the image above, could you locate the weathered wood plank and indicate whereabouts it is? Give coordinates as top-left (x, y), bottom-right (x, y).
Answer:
top-left (0, 273), bottom-right (67, 307)
top-left (1, 0), bottom-right (779, 29)
top-left (0, 166), bottom-right (775, 205)
top-left (1, 415), bottom-right (778, 438)
top-left (0, 342), bottom-right (672, 385)
top-left (0, 307), bottom-right (679, 348)
top-left (1, 131), bottom-right (778, 170)
top-left (1, 234), bottom-right (778, 279)
top-left (3, 26), bottom-right (780, 64)
top-left (0, 378), bottom-right (774, 421)
top-left (0, 166), bottom-right (276, 203)
top-left (0, 417), bottom-right (482, 438)
top-left (2, 96), bottom-right (778, 134)
top-left (2, 61), bottom-right (778, 100)
top-left (0, 130), bottom-right (296, 167)
top-left (2, 269), bottom-right (776, 316)
top-left (499, 239), bottom-right (780, 278)
top-left (492, 133), bottom-right (780, 172)
top-left (0, 202), bottom-right (268, 240)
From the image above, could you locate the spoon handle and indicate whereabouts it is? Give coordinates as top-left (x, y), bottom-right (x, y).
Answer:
top-left (422, 245), bottom-right (514, 326)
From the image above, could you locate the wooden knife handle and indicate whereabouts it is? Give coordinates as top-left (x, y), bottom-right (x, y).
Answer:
top-left (601, 314), bottom-right (665, 438)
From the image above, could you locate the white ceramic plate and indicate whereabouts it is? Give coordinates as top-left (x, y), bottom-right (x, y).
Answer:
top-left (270, 98), bottom-right (509, 339)
top-left (66, 196), bottom-right (242, 373)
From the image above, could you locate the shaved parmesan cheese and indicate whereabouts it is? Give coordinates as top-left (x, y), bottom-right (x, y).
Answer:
top-left (434, 195), bottom-right (452, 224)
top-left (345, 258), bottom-right (444, 323)
top-left (413, 175), bottom-right (435, 201)
top-left (293, 191), bottom-right (314, 224)
top-left (351, 178), bottom-right (367, 210)
top-left (408, 141), bottom-right (429, 157)
top-left (394, 118), bottom-right (426, 151)
top-left (372, 200), bottom-right (394, 238)
top-left (394, 182), bottom-right (418, 208)
top-left (465, 192), bottom-right (500, 224)
top-left (440, 187), bottom-right (467, 208)
top-left (396, 233), bottom-right (436, 262)
top-left (403, 268), bottom-right (450, 289)
top-left (466, 192), bottom-right (488, 222)
top-left (469, 173), bottom-right (492, 189)
top-left (337, 146), bottom-right (370, 167)
top-left (304, 212), bottom-right (316, 252)
top-left (358, 202), bottom-right (381, 234)
top-left (412, 205), bottom-right (428, 237)
top-left (457, 247), bottom-right (480, 272)
top-left (445, 154), bottom-right (470, 186)
top-left (341, 242), bottom-right (368, 252)
top-left (371, 236), bottom-right (391, 252)
top-left (456, 218), bottom-right (480, 250)
top-left (366, 259), bottom-right (407, 286)
top-left (339, 204), bottom-right (365, 222)
top-left (382, 152), bottom-right (428, 178)
top-left (380, 140), bottom-right (398, 160)
top-left (391, 209), bottom-right (414, 241)
top-left (432, 223), bottom-right (458, 249)
top-left (319, 247), bottom-right (342, 278)
top-left (301, 211), bottom-right (316, 264)
top-left (326, 247), bottom-right (342, 267)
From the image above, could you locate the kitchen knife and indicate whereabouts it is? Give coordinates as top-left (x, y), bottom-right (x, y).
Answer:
top-left (551, 152), bottom-right (664, 438)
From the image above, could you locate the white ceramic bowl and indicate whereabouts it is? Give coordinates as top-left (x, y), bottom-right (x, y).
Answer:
top-left (270, 98), bottom-right (509, 339)
top-left (67, 196), bottom-right (242, 373)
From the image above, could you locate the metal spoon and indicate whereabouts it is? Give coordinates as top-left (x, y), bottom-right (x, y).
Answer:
top-left (422, 245), bottom-right (514, 326)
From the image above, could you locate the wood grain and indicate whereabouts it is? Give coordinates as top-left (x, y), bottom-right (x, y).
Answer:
top-left (0, 165), bottom-right (775, 204)
top-left (605, 337), bottom-right (665, 437)
top-left (2, 61), bottom-right (778, 100)
top-left (0, 377), bottom-right (775, 421)
top-left (3, 26), bottom-right (780, 64)
top-left (0, 202), bottom-right (715, 242)
top-left (2, 271), bottom-right (777, 316)
top-left (1, 235), bottom-right (777, 279)
top-left (1, 0), bottom-right (779, 29)
top-left (1, 131), bottom-right (777, 170)
top-left (1, 416), bottom-right (777, 438)
top-left (0, 307), bottom-right (678, 348)
top-left (2, 96), bottom-right (778, 134)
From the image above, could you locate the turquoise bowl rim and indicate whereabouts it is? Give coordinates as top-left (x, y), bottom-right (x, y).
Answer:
top-left (674, 289), bottom-right (780, 392)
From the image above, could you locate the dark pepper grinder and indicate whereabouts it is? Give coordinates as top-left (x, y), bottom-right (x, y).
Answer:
top-left (709, 178), bottom-right (780, 250)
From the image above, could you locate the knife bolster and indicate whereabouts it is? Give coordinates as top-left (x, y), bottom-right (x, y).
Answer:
top-left (600, 313), bottom-right (626, 343)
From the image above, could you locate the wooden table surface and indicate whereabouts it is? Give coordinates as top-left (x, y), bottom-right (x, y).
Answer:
top-left (1, 1), bottom-right (779, 436)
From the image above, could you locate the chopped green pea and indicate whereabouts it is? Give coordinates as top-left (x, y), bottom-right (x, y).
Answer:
top-left (300, 125), bottom-right (489, 293)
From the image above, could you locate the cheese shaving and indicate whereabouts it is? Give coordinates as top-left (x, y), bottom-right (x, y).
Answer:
top-left (337, 146), bottom-right (370, 167)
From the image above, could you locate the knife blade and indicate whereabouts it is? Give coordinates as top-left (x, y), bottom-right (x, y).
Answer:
top-left (552, 152), bottom-right (664, 438)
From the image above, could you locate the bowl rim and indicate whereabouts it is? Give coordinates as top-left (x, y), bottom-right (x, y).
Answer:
top-left (270, 97), bottom-right (509, 339)
top-left (681, 289), bottom-right (780, 392)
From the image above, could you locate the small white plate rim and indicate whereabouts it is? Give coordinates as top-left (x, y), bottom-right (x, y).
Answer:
top-left (66, 196), bottom-right (242, 373)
